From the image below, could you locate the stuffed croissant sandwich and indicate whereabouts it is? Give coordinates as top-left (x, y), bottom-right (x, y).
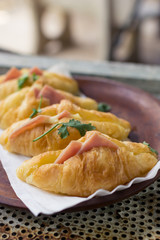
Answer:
top-left (0, 100), bottom-right (131, 156)
top-left (0, 66), bottom-right (79, 100)
top-left (0, 82), bottom-right (97, 129)
top-left (16, 131), bottom-right (158, 197)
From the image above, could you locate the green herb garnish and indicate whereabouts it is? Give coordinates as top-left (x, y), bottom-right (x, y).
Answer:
top-left (98, 102), bottom-right (111, 112)
top-left (33, 119), bottom-right (96, 142)
top-left (29, 96), bottom-right (43, 118)
top-left (32, 73), bottom-right (39, 82)
top-left (143, 141), bottom-right (158, 155)
top-left (18, 74), bottom-right (29, 90)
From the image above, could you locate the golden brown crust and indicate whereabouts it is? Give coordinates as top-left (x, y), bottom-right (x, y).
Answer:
top-left (0, 79), bottom-right (19, 101)
top-left (42, 71), bottom-right (79, 95)
top-left (55, 91), bottom-right (97, 110)
top-left (16, 131), bottom-right (158, 197)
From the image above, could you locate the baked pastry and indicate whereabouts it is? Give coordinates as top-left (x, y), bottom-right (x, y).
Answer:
top-left (0, 100), bottom-right (131, 156)
top-left (40, 99), bottom-right (130, 141)
top-left (16, 131), bottom-right (158, 197)
top-left (0, 83), bottom-right (97, 129)
top-left (0, 66), bottom-right (79, 100)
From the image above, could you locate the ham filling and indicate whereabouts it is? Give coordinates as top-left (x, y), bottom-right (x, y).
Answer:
top-left (30, 67), bottom-right (43, 75)
top-left (10, 115), bottom-right (50, 139)
top-left (35, 85), bottom-right (64, 105)
top-left (55, 141), bottom-right (82, 164)
top-left (78, 133), bottom-right (118, 154)
top-left (55, 132), bottom-right (118, 164)
top-left (9, 110), bottom-right (71, 139)
top-left (57, 110), bottom-right (71, 120)
top-left (34, 88), bottom-right (41, 98)
top-left (3, 67), bottom-right (21, 82)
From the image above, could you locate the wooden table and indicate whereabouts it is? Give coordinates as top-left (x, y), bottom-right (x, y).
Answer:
top-left (0, 53), bottom-right (160, 240)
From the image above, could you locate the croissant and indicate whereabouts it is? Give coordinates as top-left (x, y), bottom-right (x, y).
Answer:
top-left (0, 66), bottom-right (79, 100)
top-left (40, 99), bottom-right (130, 140)
top-left (0, 83), bottom-right (97, 129)
top-left (0, 100), bottom-right (131, 156)
top-left (16, 131), bottom-right (158, 197)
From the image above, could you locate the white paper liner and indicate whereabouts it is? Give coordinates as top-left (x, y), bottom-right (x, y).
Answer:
top-left (0, 64), bottom-right (160, 216)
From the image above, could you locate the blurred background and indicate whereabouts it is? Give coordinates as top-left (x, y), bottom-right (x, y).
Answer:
top-left (0, 0), bottom-right (159, 64)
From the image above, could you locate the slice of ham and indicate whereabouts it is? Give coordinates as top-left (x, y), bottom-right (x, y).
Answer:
top-left (9, 110), bottom-right (71, 140)
top-left (38, 85), bottom-right (64, 105)
top-left (4, 67), bottom-right (21, 82)
top-left (58, 110), bottom-right (71, 120)
top-left (78, 132), bottom-right (118, 154)
top-left (55, 141), bottom-right (82, 164)
top-left (34, 88), bottom-right (41, 98)
top-left (9, 115), bottom-right (50, 139)
top-left (30, 67), bottom-right (43, 75)
top-left (55, 132), bottom-right (118, 164)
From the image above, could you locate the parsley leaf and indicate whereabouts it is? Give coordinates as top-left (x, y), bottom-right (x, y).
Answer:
top-left (58, 119), bottom-right (96, 139)
top-left (32, 73), bottom-right (39, 82)
top-left (18, 74), bottom-right (29, 90)
top-left (33, 119), bottom-right (96, 142)
top-left (98, 102), bottom-right (111, 112)
top-left (29, 96), bottom-right (43, 119)
top-left (58, 124), bottom-right (69, 139)
top-left (143, 141), bottom-right (158, 155)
